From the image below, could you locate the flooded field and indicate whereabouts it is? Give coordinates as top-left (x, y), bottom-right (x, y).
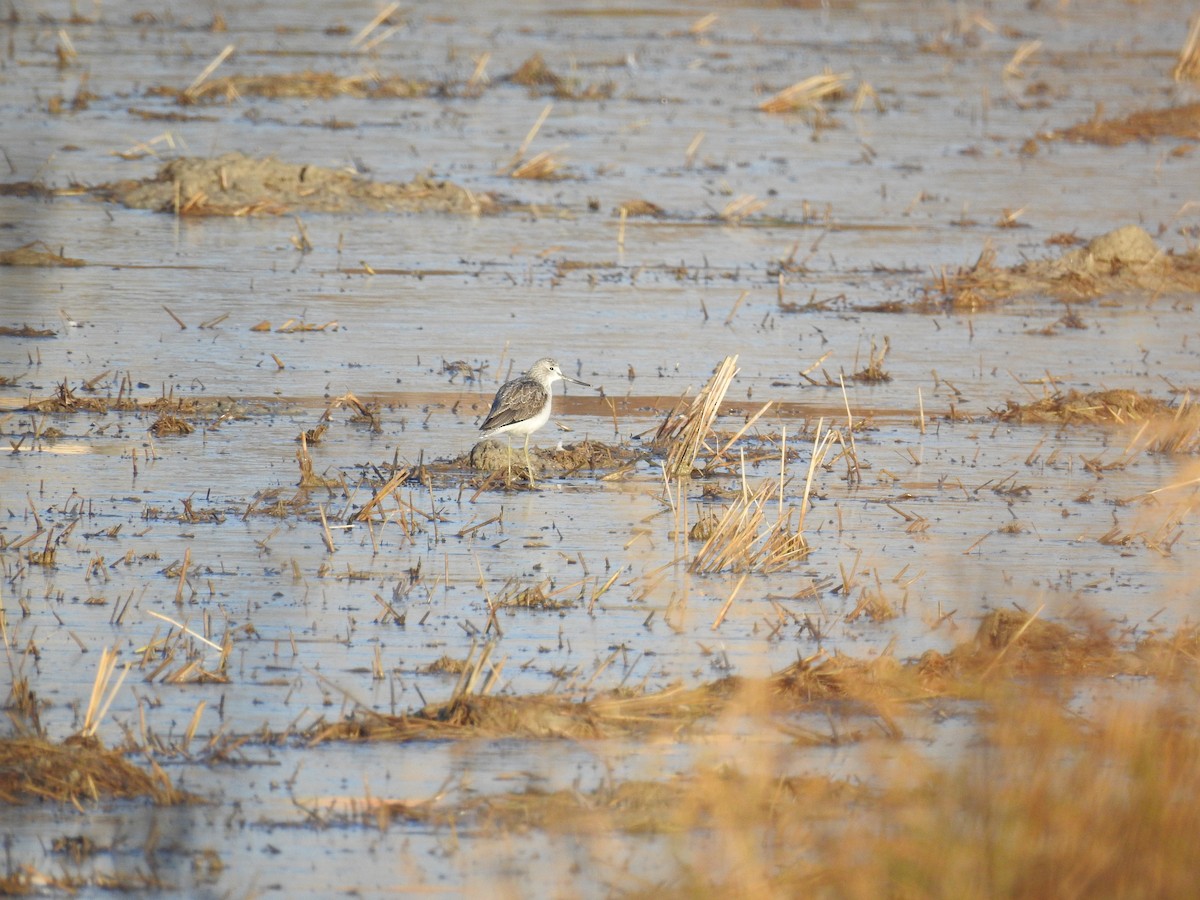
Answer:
top-left (3, 0), bottom-right (1200, 895)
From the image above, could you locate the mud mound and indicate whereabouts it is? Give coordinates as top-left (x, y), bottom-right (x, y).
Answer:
top-left (0, 735), bottom-right (194, 806)
top-left (926, 225), bottom-right (1200, 309)
top-left (465, 439), bottom-right (637, 477)
top-left (99, 152), bottom-right (495, 216)
top-left (0, 241), bottom-right (86, 267)
top-left (1030, 224), bottom-right (1161, 273)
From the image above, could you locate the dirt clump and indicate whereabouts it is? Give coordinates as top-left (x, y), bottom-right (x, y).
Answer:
top-left (466, 439), bottom-right (634, 478)
top-left (0, 241), bottom-right (86, 267)
top-left (926, 225), bottom-right (1200, 309)
top-left (99, 152), bottom-right (496, 216)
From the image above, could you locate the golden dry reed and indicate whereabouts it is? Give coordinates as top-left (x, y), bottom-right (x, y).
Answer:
top-left (660, 354), bottom-right (739, 477)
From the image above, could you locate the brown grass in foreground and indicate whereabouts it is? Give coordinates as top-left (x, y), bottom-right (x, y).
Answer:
top-left (300, 612), bottom-right (1200, 899)
top-left (606, 692), bottom-right (1200, 899)
top-left (308, 610), bottom-right (1196, 746)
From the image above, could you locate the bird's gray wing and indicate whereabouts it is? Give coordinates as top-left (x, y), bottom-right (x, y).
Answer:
top-left (480, 377), bottom-right (545, 432)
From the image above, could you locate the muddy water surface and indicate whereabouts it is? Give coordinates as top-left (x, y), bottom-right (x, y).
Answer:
top-left (3, 0), bottom-right (1200, 894)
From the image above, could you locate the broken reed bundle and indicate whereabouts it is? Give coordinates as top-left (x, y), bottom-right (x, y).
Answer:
top-left (689, 473), bottom-right (807, 574)
top-left (691, 419), bottom-right (840, 574)
top-left (759, 71), bottom-right (849, 113)
top-left (79, 647), bottom-right (130, 740)
top-left (509, 150), bottom-right (562, 180)
top-left (142, 610), bottom-right (231, 683)
top-left (1174, 16), bottom-right (1200, 82)
top-left (352, 467), bottom-right (410, 522)
top-left (718, 194), bottom-right (768, 224)
top-left (506, 102), bottom-right (563, 179)
top-left (659, 355), bottom-right (739, 477)
top-left (852, 336), bottom-right (891, 383)
top-left (449, 639), bottom-right (506, 702)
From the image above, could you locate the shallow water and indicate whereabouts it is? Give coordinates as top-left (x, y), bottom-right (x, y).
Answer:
top-left (3, 0), bottom-right (1200, 893)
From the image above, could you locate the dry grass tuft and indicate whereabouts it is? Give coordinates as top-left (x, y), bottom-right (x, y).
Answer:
top-left (509, 150), bottom-right (563, 180)
top-left (851, 336), bottom-right (891, 383)
top-left (689, 478), bottom-right (808, 575)
top-left (508, 53), bottom-right (562, 88)
top-left (420, 654), bottom-right (471, 676)
top-left (996, 388), bottom-right (1169, 425)
top-left (690, 421), bottom-right (842, 575)
top-left (716, 194), bottom-right (768, 224)
top-left (614, 198), bottom-right (665, 218)
top-left (505, 53), bottom-right (613, 100)
top-left (309, 682), bottom-right (723, 745)
top-left (296, 434), bottom-right (341, 490)
top-left (0, 241), bottom-right (87, 267)
top-left (1053, 100), bottom-right (1200, 145)
top-left (25, 379), bottom-right (104, 413)
top-left (656, 355), bottom-right (740, 477)
top-left (149, 413), bottom-right (194, 436)
top-left (759, 71), bottom-right (849, 113)
top-left (496, 579), bottom-right (576, 611)
top-left (0, 735), bottom-right (194, 806)
top-left (308, 610), bottom-right (1195, 752)
top-left (155, 70), bottom-right (430, 104)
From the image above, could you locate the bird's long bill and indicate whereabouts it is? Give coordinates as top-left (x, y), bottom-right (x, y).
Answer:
top-left (562, 374), bottom-right (590, 387)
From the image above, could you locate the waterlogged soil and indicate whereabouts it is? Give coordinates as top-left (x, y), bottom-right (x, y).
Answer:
top-left (2, 0), bottom-right (1200, 895)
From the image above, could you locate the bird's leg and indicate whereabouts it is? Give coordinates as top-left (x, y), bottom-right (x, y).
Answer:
top-left (524, 432), bottom-right (535, 486)
top-left (505, 436), bottom-right (513, 485)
